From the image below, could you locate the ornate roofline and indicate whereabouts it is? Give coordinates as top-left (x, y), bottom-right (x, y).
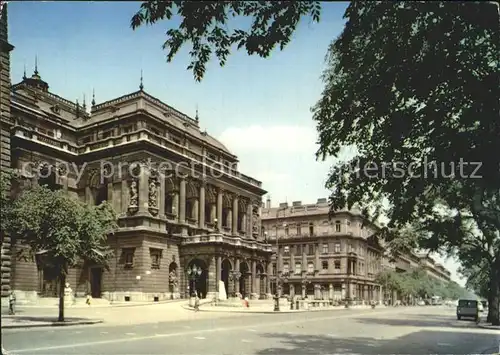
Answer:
top-left (93, 89), bottom-right (199, 127)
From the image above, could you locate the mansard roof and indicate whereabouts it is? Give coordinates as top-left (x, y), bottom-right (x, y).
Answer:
top-left (11, 75), bottom-right (233, 156)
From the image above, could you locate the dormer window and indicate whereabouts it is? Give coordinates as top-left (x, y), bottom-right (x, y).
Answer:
top-left (50, 105), bottom-right (60, 114)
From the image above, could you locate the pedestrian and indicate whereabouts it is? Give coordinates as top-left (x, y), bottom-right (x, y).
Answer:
top-left (8, 291), bottom-right (16, 315)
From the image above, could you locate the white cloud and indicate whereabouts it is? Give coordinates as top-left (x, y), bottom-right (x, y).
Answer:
top-left (219, 125), bottom-right (317, 153)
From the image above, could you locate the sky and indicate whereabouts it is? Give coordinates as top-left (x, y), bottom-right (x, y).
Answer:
top-left (7, 1), bottom-right (465, 286)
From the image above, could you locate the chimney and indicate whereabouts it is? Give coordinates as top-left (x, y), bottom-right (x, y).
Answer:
top-left (266, 195), bottom-right (271, 209)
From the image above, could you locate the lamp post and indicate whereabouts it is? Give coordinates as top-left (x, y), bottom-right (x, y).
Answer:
top-left (301, 272), bottom-right (312, 299)
top-left (187, 264), bottom-right (202, 297)
top-left (273, 270), bottom-right (290, 311)
top-left (214, 218), bottom-right (218, 232)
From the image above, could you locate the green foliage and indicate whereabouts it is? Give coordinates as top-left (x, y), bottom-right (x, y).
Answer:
top-left (3, 181), bottom-right (117, 320)
top-left (131, 1), bottom-right (321, 81)
top-left (376, 268), bottom-right (468, 300)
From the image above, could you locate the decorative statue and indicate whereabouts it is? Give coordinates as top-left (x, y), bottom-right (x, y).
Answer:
top-left (149, 180), bottom-right (158, 208)
top-left (129, 180), bottom-right (138, 206)
top-left (252, 205), bottom-right (260, 233)
top-left (169, 270), bottom-right (178, 286)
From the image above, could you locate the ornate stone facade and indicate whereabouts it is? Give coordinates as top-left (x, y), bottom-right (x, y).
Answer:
top-left (4, 21), bottom-right (272, 301)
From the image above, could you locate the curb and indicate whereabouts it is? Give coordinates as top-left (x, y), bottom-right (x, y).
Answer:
top-left (1, 319), bottom-right (103, 329)
top-left (478, 324), bottom-right (500, 330)
top-left (4, 299), bottom-right (186, 310)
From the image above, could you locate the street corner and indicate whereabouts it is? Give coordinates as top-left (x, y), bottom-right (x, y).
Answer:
top-left (1, 315), bottom-right (104, 329)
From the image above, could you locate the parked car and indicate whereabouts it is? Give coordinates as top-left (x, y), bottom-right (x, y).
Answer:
top-left (456, 299), bottom-right (480, 322)
top-left (417, 300), bottom-right (426, 306)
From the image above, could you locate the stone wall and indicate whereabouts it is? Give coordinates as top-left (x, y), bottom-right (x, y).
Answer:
top-left (0, 4), bottom-right (13, 297)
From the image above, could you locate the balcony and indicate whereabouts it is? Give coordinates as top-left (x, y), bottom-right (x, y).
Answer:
top-left (12, 124), bottom-right (262, 188)
top-left (181, 233), bottom-right (272, 253)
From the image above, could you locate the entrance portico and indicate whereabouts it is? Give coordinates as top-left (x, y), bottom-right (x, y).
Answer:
top-left (180, 233), bottom-right (272, 299)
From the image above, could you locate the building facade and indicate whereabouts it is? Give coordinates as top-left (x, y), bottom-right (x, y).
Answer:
top-left (262, 197), bottom-right (453, 302)
top-left (0, 3), bottom-right (14, 298)
top-left (261, 198), bottom-right (384, 302)
top-left (2, 8), bottom-right (273, 302)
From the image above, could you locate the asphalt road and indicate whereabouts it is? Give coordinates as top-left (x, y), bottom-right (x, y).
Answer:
top-left (3, 306), bottom-right (499, 355)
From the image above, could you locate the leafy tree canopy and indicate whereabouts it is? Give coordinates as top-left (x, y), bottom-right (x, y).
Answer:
top-left (131, 0), bottom-right (499, 322)
top-left (131, 1), bottom-right (321, 81)
top-left (3, 176), bottom-right (117, 320)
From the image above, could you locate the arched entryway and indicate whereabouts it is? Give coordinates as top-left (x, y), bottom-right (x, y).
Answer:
top-left (221, 259), bottom-right (232, 298)
top-left (168, 262), bottom-right (178, 295)
top-left (239, 261), bottom-right (250, 298)
top-left (186, 259), bottom-right (208, 299)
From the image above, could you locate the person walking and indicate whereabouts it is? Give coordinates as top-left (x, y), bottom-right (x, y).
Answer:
top-left (194, 293), bottom-right (200, 312)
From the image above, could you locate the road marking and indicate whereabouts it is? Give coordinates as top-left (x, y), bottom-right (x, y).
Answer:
top-left (73, 331), bottom-right (82, 334)
top-left (2, 309), bottom-right (430, 353)
top-left (241, 339), bottom-right (252, 343)
top-left (194, 336), bottom-right (205, 340)
top-left (437, 343), bottom-right (452, 346)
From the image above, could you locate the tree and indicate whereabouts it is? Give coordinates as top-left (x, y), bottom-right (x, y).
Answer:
top-left (130, 1), bottom-right (321, 81)
top-left (3, 181), bottom-right (117, 321)
top-left (131, 1), bottom-right (500, 323)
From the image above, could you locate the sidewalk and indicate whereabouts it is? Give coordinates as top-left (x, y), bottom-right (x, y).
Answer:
top-left (2, 315), bottom-right (103, 329)
top-left (1, 300), bottom-right (240, 329)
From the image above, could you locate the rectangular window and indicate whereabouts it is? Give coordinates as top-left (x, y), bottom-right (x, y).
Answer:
top-left (309, 224), bottom-right (314, 236)
top-left (308, 244), bottom-right (314, 255)
top-left (335, 221), bottom-right (341, 232)
top-left (123, 248), bottom-right (135, 269)
top-left (322, 243), bottom-right (328, 254)
top-left (283, 246), bottom-right (289, 254)
top-left (296, 245), bottom-right (302, 256)
top-left (150, 248), bottom-right (162, 269)
top-left (334, 242), bottom-right (341, 253)
top-left (307, 262), bottom-right (314, 274)
top-left (295, 262), bottom-right (301, 275)
top-left (322, 260), bottom-right (328, 270)
top-left (296, 224), bottom-right (301, 235)
top-left (283, 263), bottom-right (290, 274)
top-left (334, 260), bottom-right (341, 271)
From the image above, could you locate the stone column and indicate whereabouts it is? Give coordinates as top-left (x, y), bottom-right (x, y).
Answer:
top-left (216, 256), bottom-right (222, 292)
top-left (232, 195), bottom-right (239, 235)
top-left (247, 203), bottom-right (253, 236)
top-left (216, 189), bottom-right (223, 230)
top-left (207, 256), bottom-right (217, 299)
top-left (364, 284), bottom-right (368, 302)
top-left (179, 178), bottom-right (186, 223)
top-left (234, 258), bottom-right (240, 294)
top-left (172, 191), bottom-right (179, 217)
top-left (302, 246), bottom-right (307, 272)
top-left (266, 262), bottom-right (272, 295)
top-left (277, 247), bottom-right (283, 271)
top-left (290, 252), bottom-right (295, 273)
top-left (242, 213), bottom-right (247, 235)
top-left (199, 182), bottom-right (205, 228)
top-left (314, 243), bottom-right (320, 271)
top-left (139, 168), bottom-right (149, 213)
top-left (251, 260), bottom-right (256, 296)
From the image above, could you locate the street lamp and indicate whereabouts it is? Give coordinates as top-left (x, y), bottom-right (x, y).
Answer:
top-left (214, 218), bottom-right (218, 231)
top-left (187, 264), bottom-right (202, 297)
top-left (274, 270), bottom-right (290, 311)
top-left (301, 273), bottom-right (312, 299)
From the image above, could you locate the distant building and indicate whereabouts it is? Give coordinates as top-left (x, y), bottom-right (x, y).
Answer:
top-left (261, 197), bottom-right (453, 302)
top-left (261, 197), bottom-right (384, 302)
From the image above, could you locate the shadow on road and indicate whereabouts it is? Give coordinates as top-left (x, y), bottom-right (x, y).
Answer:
top-left (2, 315), bottom-right (89, 323)
top-left (255, 330), bottom-right (497, 355)
top-left (353, 313), bottom-right (481, 330)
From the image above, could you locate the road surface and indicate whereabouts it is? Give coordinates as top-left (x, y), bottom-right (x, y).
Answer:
top-left (3, 306), bottom-right (499, 354)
